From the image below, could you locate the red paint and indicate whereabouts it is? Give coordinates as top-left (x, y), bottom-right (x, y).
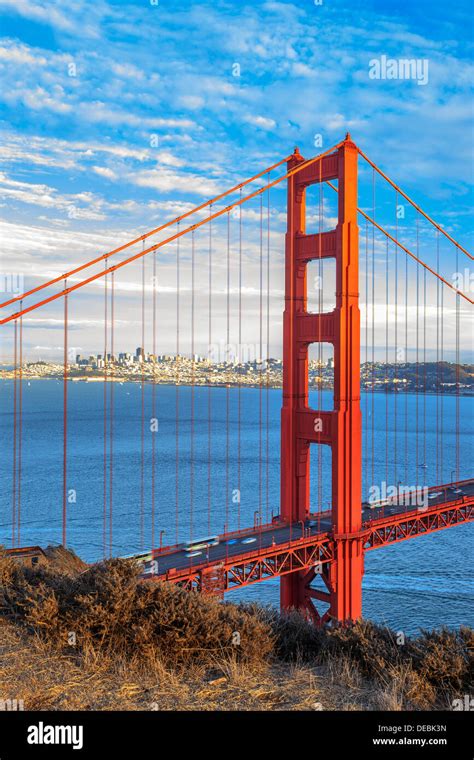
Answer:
top-left (280, 136), bottom-right (363, 623)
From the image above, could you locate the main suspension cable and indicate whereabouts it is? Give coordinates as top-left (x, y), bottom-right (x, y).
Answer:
top-left (0, 155), bottom-right (295, 312)
top-left (1, 143), bottom-right (346, 326)
top-left (357, 147), bottom-right (473, 261)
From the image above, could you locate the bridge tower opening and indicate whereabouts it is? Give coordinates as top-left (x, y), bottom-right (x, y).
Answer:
top-left (280, 134), bottom-right (363, 624)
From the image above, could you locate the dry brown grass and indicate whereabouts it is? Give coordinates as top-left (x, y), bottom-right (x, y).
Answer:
top-left (0, 617), bottom-right (369, 711)
top-left (264, 612), bottom-right (473, 710)
top-left (0, 553), bottom-right (273, 667)
top-left (0, 548), bottom-right (472, 712)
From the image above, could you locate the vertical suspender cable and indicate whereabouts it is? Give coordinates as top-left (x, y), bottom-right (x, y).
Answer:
top-left (176, 224), bottom-right (180, 544)
top-left (109, 270), bottom-right (115, 557)
top-left (238, 192), bottom-right (242, 531)
top-left (190, 231), bottom-right (195, 541)
top-left (12, 320), bottom-right (17, 547)
top-left (455, 245), bottom-right (460, 481)
top-left (415, 218), bottom-right (419, 476)
top-left (17, 309), bottom-right (23, 545)
top-left (152, 249), bottom-right (157, 553)
top-left (141, 247), bottom-right (146, 549)
top-left (436, 231), bottom-right (440, 484)
top-left (259, 193), bottom-right (263, 524)
top-left (226, 211), bottom-right (230, 533)
top-left (371, 170), bottom-right (375, 491)
top-left (394, 192), bottom-right (398, 491)
top-left (438, 231), bottom-right (444, 484)
top-left (404, 243), bottom-right (408, 485)
top-left (266, 176), bottom-right (271, 523)
top-left (364, 218), bottom-right (368, 496)
top-left (423, 265), bottom-right (427, 485)
top-left (318, 163), bottom-right (323, 511)
top-left (63, 284), bottom-right (68, 547)
top-left (103, 266), bottom-right (108, 557)
top-left (385, 237), bottom-right (389, 491)
top-left (208, 208), bottom-right (212, 535)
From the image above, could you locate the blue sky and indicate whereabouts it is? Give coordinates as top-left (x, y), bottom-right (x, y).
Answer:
top-left (0, 0), bottom-right (472, 360)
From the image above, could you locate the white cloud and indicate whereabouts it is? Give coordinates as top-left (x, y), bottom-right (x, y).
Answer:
top-left (155, 152), bottom-right (186, 168)
top-left (179, 95), bottom-right (205, 110)
top-left (4, 85), bottom-right (72, 114)
top-left (0, 175), bottom-right (105, 219)
top-left (0, 0), bottom-right (77, 32)
top-left (244, 115), bottom-right (276, 130)
top-left (0, 42), bottom-right (47, 65)
top-left (0, 0), bottom-right (104, 38)
top-left (77, 102), bottom-right (196, 130)
top-left (131, 168), bottom-right (221, 197)
top-left (110, 62), bottom-right (146, 80)
top-left (92, 166), bottom-right (117, 180)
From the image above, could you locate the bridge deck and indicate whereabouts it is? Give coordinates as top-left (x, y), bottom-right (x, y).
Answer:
top-left (138, 479), bottom-right (474, 592)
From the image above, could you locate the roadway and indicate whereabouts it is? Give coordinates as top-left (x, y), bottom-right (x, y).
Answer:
top-left (137, 479), bottom-right (474, 578)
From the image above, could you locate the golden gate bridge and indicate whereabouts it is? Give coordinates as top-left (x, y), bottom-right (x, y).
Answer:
top-left (1, 134), bottom-right (473, 624)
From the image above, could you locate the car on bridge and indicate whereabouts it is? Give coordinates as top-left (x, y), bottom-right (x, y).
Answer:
top-left (182, 535), bottom-right (219, 553)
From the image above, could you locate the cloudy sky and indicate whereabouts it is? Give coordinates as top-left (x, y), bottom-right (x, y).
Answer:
top-left (0, 0), bottom-right (472, 361)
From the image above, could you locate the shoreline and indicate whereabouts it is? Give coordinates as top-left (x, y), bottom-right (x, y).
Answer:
top-left (0, 375), bottom-right (472, 396)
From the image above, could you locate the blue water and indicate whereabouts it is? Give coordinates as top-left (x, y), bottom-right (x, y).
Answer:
top-left (0, 380), bottom-right (472, 633)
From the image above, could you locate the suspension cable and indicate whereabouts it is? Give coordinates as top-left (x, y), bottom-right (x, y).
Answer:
top-left (259, 192), bottom-right (263, 525)
top-left (103, 265), bottom-right (108, 558)
top-left (0, 155), bottom-right (295, 312)
top-left (12, 320), bottom-right (17, 547)
top-left (423, 266), bottom-right (427, 484)
top-left (324, 181), bottom-right (473, 305)
top-left (364, 217), bottom-right (369, 496)
top-left (415, 217), bottom-right (420, 477)
top-left (63, 285), bottom-right (68, 547)
top-left (404, 236), bottom-right (408, 486)
top-left (371, 169), bottom-right (375, 492)
top-left (455, 246), bottom-right (460, 480)
top-left (266, 172), bottom-right (271, 524)
top-left (440, 248), bottom-right (444, 483)
top-left (109, 269), bottom-right (115, 557)
top-left (226, 210), bottom-right (231, 533)
top-left (357, 147), bottom-right (473, 260)
top-left (385, 237), bottom-right (389, 495)
top-left (176, 223), bottom-right (180, 544)
top-left (394, 192), bottom-right (398, 491)
top-left (17, 310), bottom-right (23, 545)
top-left (152, 248), bottom-right (157, 553)
top-left (190, 230), bottom-right (195, 541)
top-left (141, 246), bottom-right (146, 550)
top-left (238, 189), bottom-right (242, 532)
top-left (207, 206), bottom-right (212, 536)
top-left (436, 230), bottom-right (440, 484)
top-left (1, 143), bottom-right (346, 326)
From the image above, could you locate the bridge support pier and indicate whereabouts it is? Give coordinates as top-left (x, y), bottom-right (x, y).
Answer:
top-left (280, 135), bottom-right (363, 624)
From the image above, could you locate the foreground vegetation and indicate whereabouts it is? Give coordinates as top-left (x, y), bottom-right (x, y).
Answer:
top-left (0, 547), bottom-right (471, 711)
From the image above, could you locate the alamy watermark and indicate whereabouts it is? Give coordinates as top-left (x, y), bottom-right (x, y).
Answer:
top-left (369, 55), bottom-right (429, 86)
top-left (368, 482), bottom-right (429, 510)
top-left (0, 273), bottom-right (24, 295)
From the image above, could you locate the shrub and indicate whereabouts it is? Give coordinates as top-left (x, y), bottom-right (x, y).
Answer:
top-left (0, 556), bottom-right (273, 667)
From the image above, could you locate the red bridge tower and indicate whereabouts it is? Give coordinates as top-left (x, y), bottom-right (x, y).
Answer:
top-left (280, 134), bottom-right (363, 624)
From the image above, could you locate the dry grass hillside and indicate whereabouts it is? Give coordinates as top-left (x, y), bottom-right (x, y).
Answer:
top-left (0, 547), bottom-right (472, 711)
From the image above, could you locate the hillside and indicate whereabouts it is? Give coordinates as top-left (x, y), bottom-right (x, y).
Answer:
top-left (0, 548), bottom-right (472, 711)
